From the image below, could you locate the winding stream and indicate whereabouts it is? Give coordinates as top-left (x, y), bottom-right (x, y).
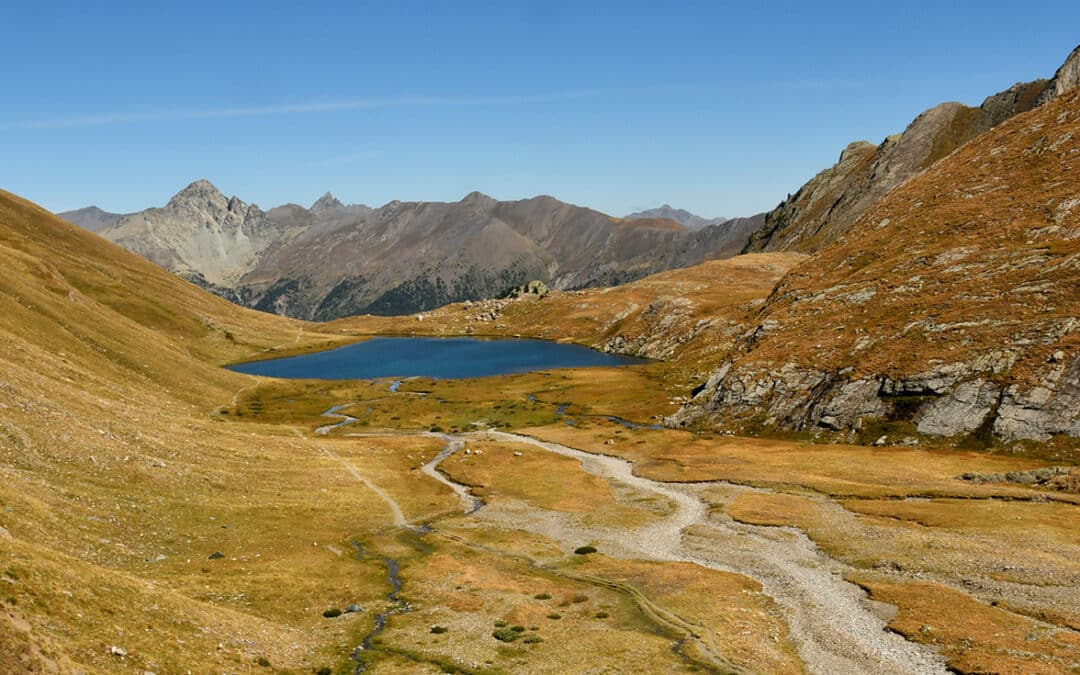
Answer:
top-left (343, 427), bottom-right (947, 674)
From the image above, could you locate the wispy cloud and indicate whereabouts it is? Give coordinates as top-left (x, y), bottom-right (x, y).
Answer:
top-left (2, 85), bottom-right (705, 131)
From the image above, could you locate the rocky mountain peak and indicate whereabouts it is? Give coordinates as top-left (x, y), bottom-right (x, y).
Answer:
top-left (1040, 44), bottom-right (1080, 103)
top-left (169, 179), bottom-right (226, 208)
top-left (460, 191), bottom-right (496, 208)
top-left (310, 192), bottom-right (344, 212)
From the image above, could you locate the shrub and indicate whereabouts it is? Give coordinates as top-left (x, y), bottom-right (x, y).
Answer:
top-left (595, 611), bottom-right (609, 619)
top-left (547, 613), bottom-right (562, 620)
top-left (430, 625), bottom-right (448, 634)
top-left (255, 656), bottom-right (271, 667)
top-left (533, 593), bottom-right (551, 600)
top-left (492, 628), bottom-right (520, 642)
top-left (523, 635), bottom-right (544, 644)
top-left (571, 594), bottom-right (589, 603)
top-left (493, 620), bottom-right (507, 628)
top-left (510, 625), bottom-right (525, 633)
top-left (574, 546), bottom-right (597, 555)
top-left (322, 608), bottom-right (342, 618)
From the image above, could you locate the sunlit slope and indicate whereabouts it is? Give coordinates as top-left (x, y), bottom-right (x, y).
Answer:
top-left (0, 190), bottom-right (366, 672)
top-left (679, 88), bottom-right (1080, 447)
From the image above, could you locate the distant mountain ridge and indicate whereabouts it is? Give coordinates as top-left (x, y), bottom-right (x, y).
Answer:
top-left (57, 205), bottom-right (127, 232)
top-left (626, 204), bottom-right (727, 230)
top-left (63, 184), bottom-right (759, 319)
top-left (743, 45), bottom-right (1080, 254)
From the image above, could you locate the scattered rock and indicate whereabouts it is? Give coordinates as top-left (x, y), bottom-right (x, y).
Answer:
top-left (109, 645), bottom-right (128, 657)
top-left (957, 466), bottom-right (1072, 488)
top-left (344, 604), bottom-right (364, 613)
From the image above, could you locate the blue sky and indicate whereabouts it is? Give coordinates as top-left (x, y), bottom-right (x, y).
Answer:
top-left (3, 1), bottom-right (1079, 218)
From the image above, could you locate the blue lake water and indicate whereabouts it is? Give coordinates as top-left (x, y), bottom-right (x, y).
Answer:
top-left (228, 336), bottom-right (648, 380)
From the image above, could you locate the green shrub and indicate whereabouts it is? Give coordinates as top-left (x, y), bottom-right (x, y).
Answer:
top-left (255, 656), bottom-right (271, 667)
top-left (574, 546), bottom-right (597, 555)
top-left (533, 592), bottom-right (551, 600)
top-left (510, 625), bottom-right (525, 633)
top-left (492, 628), bottom-right (520, 642)
top-left (547, 613), bottom-right (562, 620)
top-left (594, 611), bottom-right (609, 619)
top-left (430, 625), bottom-right (448, 634)
top-left (523, 635), bottom-right (544, 644)
top-left (493, 620), bottom-right (507, 628)
top-left (322, 608), bottom-right (342, 618)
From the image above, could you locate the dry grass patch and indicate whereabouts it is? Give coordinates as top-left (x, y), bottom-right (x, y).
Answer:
top-left (850, 577), bottom-right (1080, 674)
top-left (439, 440), bottom-right (663, 528)
top-left (522, 424), bottom-right (1062, 499)
top-left (572, 556), bottom-right (804, 674)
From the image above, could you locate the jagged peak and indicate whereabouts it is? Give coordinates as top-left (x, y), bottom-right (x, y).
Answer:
top-left (460, 190), bottom-right (496, 206)
top-left (1042, 44), bottom-right (1080, 102)
top-left (169, 179), bottom-right (225, 206)
top-left (310, 192), bottom-right (344, 212)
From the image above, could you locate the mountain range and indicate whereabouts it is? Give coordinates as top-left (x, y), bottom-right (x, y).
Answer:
top-left (62, 189), bottom-right (761, 320)
top-left (625, 204), bottom-right (728, 230)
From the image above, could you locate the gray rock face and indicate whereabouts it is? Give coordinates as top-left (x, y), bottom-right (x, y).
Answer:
top-left (994, 355), bottom-right (1080, 441)
top-left (1037, 45), bottom-right (1080, 104)
top-left (99, 180), bottom-right (294, 287)
top-left (915, 379), bottom-right (1000, 437)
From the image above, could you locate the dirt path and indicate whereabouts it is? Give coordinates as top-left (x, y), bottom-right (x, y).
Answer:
top-left (290, 428), bottom-right (408, 529)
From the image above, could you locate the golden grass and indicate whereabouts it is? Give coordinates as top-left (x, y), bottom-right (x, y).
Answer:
top-left (850, 578), bottom-right (1080, 674)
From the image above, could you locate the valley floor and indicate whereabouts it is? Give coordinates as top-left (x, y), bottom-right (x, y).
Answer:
top-left (179, 366), bottom-right (1076, 675)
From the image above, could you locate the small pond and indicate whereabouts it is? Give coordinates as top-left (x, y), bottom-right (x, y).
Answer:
top-left (228, 336), bottom-right (647, 380)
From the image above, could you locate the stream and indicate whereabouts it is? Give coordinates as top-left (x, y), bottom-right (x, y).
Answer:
top-left (342, 427), bottom-right (947, 674)
top-left (350, 554), bottom-right (409, 673)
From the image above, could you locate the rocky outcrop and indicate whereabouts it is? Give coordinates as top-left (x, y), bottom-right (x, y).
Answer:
top-left (994, 355), bottom-right (1080, 441)
top-left (744, 45), bottom-right (1080, 255)
top-left (673, 82), bottom-right (1080, 444)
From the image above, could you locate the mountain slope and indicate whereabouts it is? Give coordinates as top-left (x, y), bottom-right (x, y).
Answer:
top-left (744, 45), bottom-right (1080, 254)
top-left (674, 87), bottom-right (1080, 447)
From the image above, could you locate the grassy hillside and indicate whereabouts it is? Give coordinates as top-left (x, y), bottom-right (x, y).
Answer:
top-left (2, 188), bottom-right (1077, 674)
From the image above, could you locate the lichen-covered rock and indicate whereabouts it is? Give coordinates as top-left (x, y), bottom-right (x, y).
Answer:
top-left (915, 379), bottom-right (1000, 437)
top-left (993, 356), bottom-right (1080, 441)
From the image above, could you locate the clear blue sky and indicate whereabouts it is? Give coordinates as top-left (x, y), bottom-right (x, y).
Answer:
top-left (3, 1), bottom-right (1079, 218)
